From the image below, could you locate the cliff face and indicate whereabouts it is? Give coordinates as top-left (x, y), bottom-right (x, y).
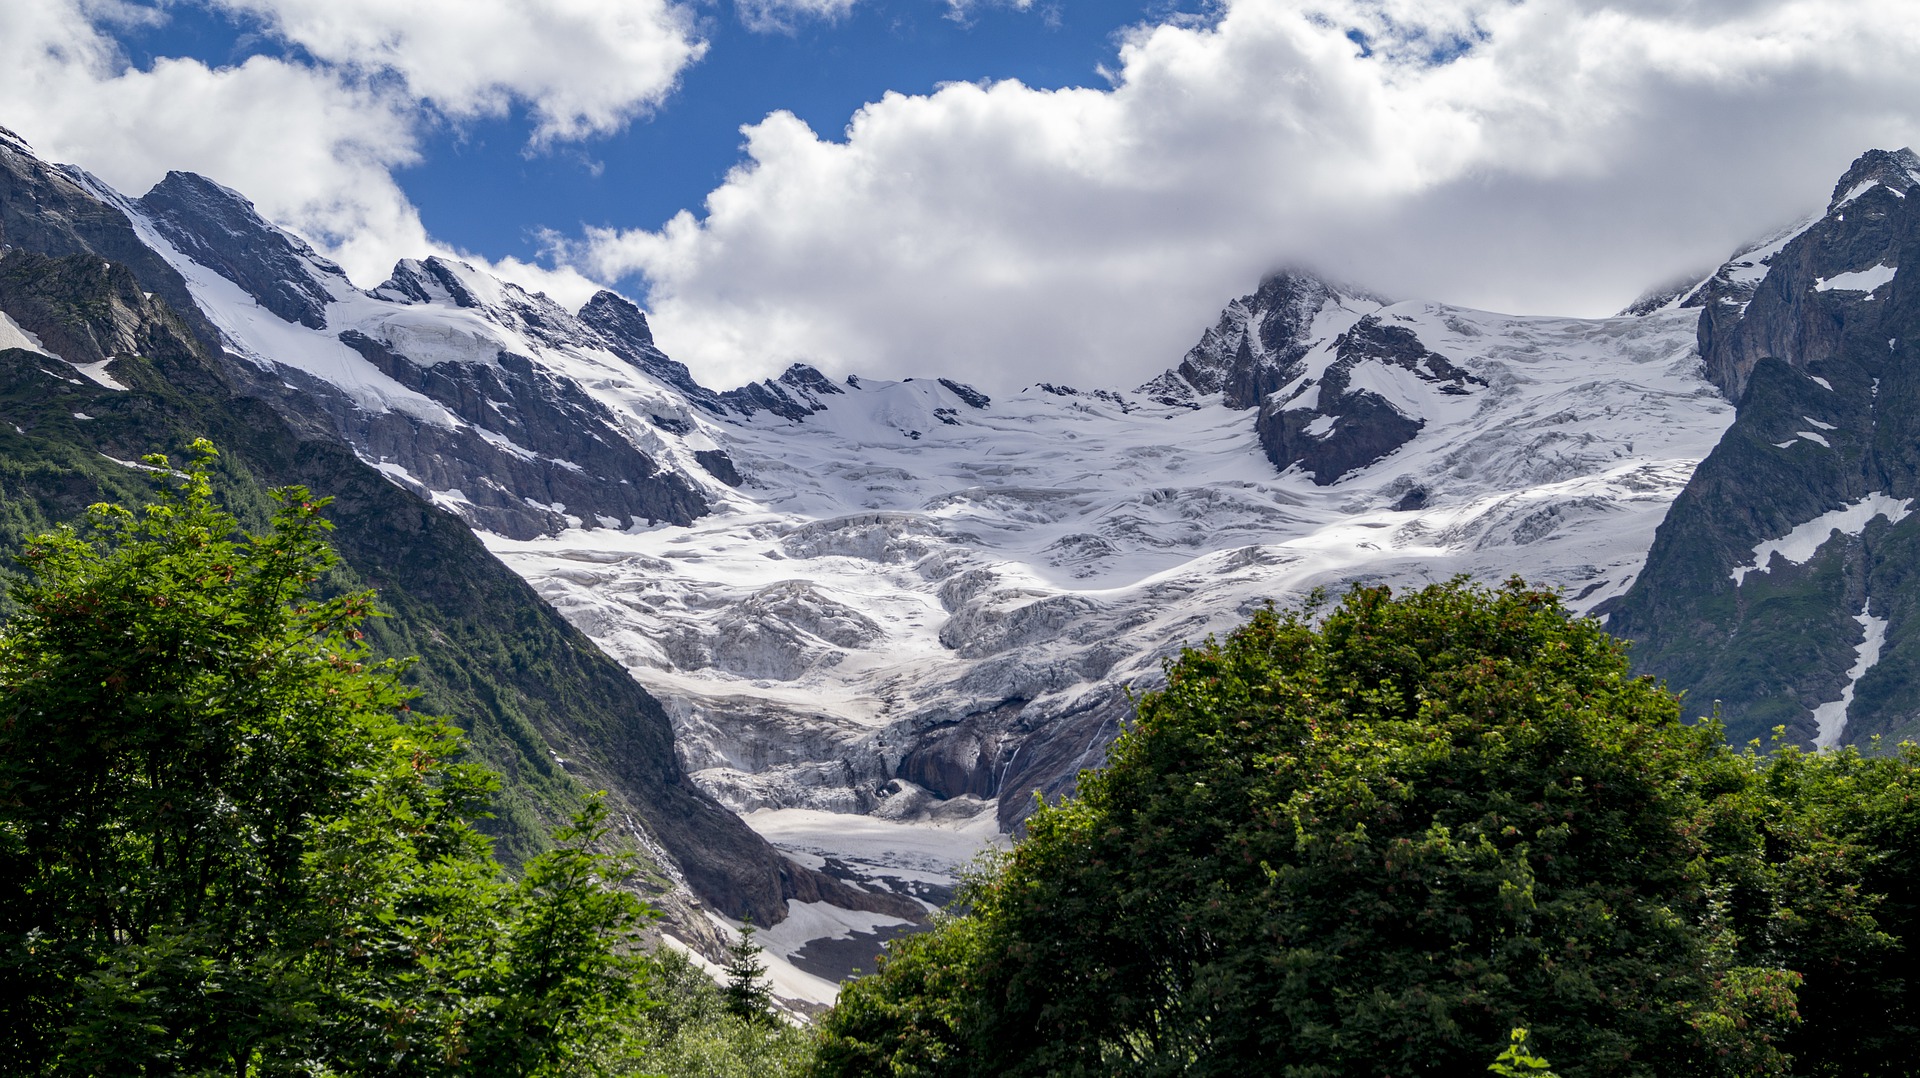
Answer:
top-left (1607, 149), bottom-right (1920, 746)
top-left (1138, 270), bottom-right (1385, 412)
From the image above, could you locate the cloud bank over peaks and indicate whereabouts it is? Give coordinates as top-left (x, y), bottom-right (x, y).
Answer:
top-left (580, 0), bottom-right (1920, 392)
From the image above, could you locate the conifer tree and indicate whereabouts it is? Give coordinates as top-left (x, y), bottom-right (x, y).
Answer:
top-left (723, 917), bottom-right (775, 1022)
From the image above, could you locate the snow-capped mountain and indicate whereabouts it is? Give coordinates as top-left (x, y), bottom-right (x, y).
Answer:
top-left (122, 164), bottom-right (1726, 813)
top-left (17, 123), bottom-right (1912, 1002)
top-left (86, 166), bottom-right (1734, 855)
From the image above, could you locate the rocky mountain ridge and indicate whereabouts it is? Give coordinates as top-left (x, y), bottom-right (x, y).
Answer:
top-left (1608, 147), bottom-right (1920, 745)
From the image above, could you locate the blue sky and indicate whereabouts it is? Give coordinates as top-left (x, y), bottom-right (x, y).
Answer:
top-left (112, 0), bottom-right (1194, 293)
top-left (5, 1), bottom-right (1920, 389)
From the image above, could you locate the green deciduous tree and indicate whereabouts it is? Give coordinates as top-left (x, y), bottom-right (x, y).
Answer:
top-left (0, 441), bottom-right (652, 1076)
top-left (815, 579), bottom-right (1842, 1078)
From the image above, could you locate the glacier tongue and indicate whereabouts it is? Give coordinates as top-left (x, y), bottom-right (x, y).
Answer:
top-left (486, 300), bottom-right (1734, 900)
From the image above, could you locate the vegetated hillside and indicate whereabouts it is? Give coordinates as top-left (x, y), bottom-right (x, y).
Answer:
top-left (0, 127), bottom-right (913, 936)
top-left (1608, 148), bottom-right (1920, 747)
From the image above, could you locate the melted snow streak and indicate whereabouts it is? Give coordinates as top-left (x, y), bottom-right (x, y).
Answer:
top-left (1814, 612), bottom-right (1889, 749)
top-left (1732, 493), bottom-right (1915, 586)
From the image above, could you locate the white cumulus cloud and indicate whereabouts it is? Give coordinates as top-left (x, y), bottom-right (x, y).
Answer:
top-left (576, 0), bottom-right (1920, 391)
top-left (201, 0), bottom-right (706, 143)
top-left (0, 1), bottom-right (430, 282)
top-left (0, 0), bottom-right (705, 290)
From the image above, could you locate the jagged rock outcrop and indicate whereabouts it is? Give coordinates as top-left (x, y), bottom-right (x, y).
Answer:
top-left (577, 289), bottom-right (727, 411)
top-left (1255, 314), bottom-right (1486, 484)
top-left (1138, 270), bottom-right (1384, 409)
top-left (1694, 148), bottom-right (1920, 402)
top-left (139, 171), bottom-right (341, 330)
top-left (718, 362), bottom-right (846, 420)
top-left (326, 329), bottom-right (706, 537)
top-left (1136, 270), bottom-right (1486, 483)
top-left (0, 129), bottom-right (219, 357)
top-left (124, 163), bottom-right (716, 538)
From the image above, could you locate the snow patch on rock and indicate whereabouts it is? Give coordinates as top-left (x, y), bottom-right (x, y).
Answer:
top-left (1732, 493), bottom-right (1914, 586)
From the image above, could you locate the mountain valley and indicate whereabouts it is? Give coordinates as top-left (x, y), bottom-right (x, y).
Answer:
top-left (4, 123), bottom-right (1918, 1004)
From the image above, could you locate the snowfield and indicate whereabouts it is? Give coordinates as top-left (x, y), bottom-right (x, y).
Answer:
top-left (485, 300), bottom-right (1734, 903)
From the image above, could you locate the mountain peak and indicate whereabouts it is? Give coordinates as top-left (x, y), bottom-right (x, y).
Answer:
top-left (580, 290), bottom-right (655, 348)
top-left (1139, 267), bottom-right (1385, 410)
top-left (1826, 147), bottom-right (1920, 213)
top-left (137, 171), bottom-right (343, 330)
top-left (377, 257), bottom-right (485, 308)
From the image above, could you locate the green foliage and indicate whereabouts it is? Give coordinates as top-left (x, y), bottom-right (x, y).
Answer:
top-left (602, 947), bottom-right (813, 1078)
top-left (1489, 1028), bottom-right (1557, 1076)
top-left (809, 909), bottom-right (989, 1078)
top-left (814, 579), bottom-right (1830, 1078)
top-left (1737, 739), bottom-right (1920, 1076)
top-left (0, 335), bottom-right (659, 874)
top-left (0, 443), bottom-right (654, 1075)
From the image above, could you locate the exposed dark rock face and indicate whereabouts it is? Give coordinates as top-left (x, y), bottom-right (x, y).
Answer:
top-left (937, 378), bottom-right (991, 409)
top-left (0, 135), bottom-right (219, 357)
top-left (578, 289), bottom-right (727, 412)
top-left (1255, 315), bottom-right (1483, 484)
top-left (874, 689), bottom-right (1132, 833)
top-left (1696, 148), bottom-right (1920, 402)
top-left (1609, 148), bottom-right (1920, 746)
top-left (327, 330), bottom-right (706, 538)
top-left (0, 250), bottom-right (205, 378)
top-left (695, 448), bottom-right (744, 486)
top-left (378, 257), bottom-right (482, 308)
top-left (717, 362), bottom-right (846, 421)
top-left (138, 171), bottom-right (340, 330)
top-left (1139, 270), bottom-right (1384, 410)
